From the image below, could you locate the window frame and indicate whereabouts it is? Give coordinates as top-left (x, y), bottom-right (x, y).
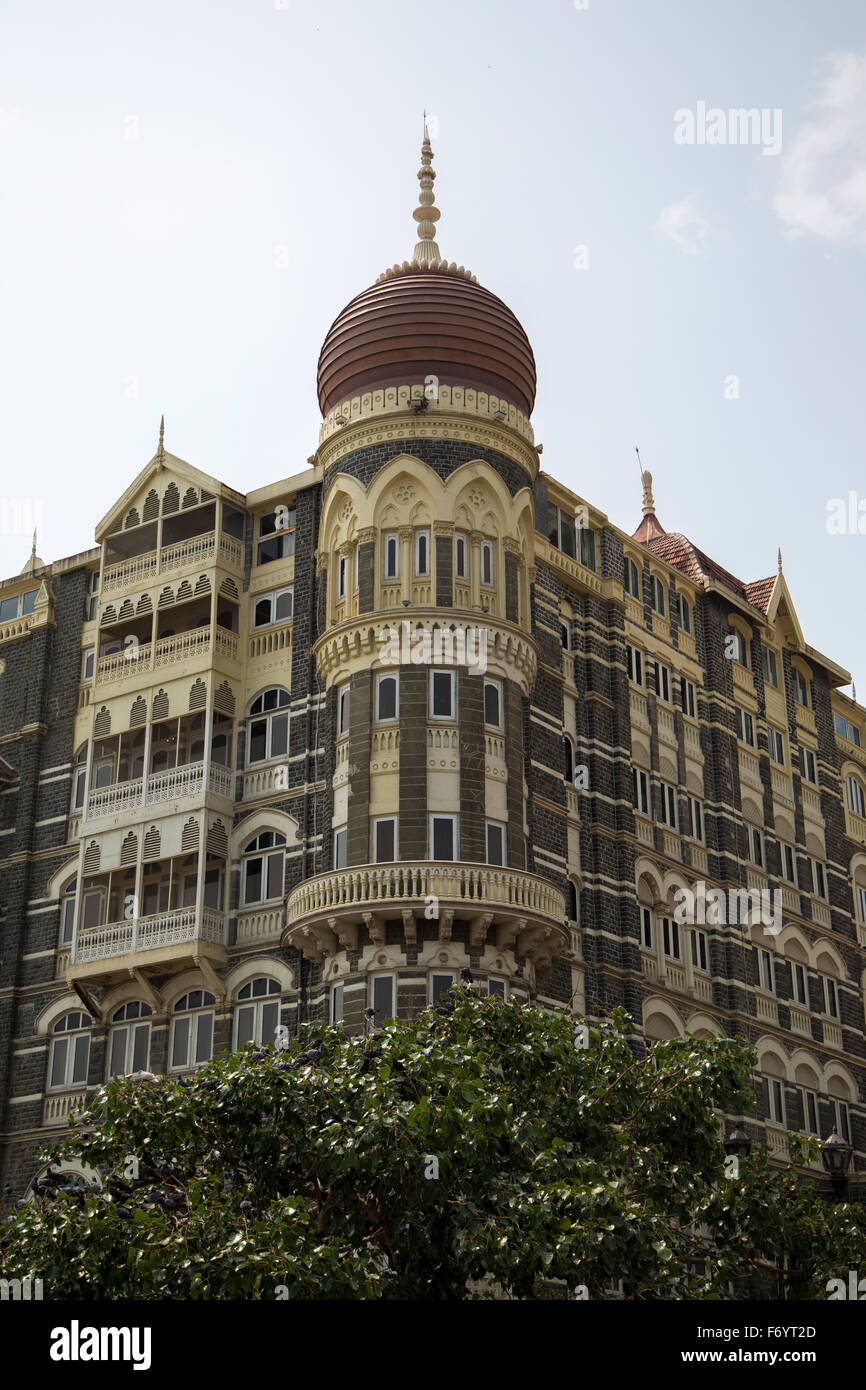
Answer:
top-left (48, 1011), bottom-right (91, 1091)
top-left (373, 816), bottom-right (398, 864)
top-left (429, 813), bottom-right (458, 861)
top-left (375, 673), bottom-right (399, 723)
top-left (429, 669), bottom-right (456, 722)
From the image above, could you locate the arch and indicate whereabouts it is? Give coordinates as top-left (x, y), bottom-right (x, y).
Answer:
top-left (98, 979), bottom-right (160, 1019)
top-left (643, 997), bottom-right (685, 1040)
top-left (45, 857), bottom-right (80, 903)
top-left (636, 860), bottom-right (665, 906)
top-left (245, 684), bottom-right (290, 718)
top-left (777, 923), bottom-right (811, 962)
top-left (823, 1062), bottom-right (856, 1100)
top-left (223, 956), bottom-right (295, 997)
top-left (741, 795), bottom-right (762, 826)
top-left (687, 1013), bottom-right (724, 1039)
top-left (756, 1036), bottom-right (790, 1080)
top-left (35, 994), bottom-right (92, 1036)
top-left (815, 946), bottom-right (845, 980)
top-left (230, 806), bottom-right (300, 856)
top-left (162, 968), bottom-right (224, 1013)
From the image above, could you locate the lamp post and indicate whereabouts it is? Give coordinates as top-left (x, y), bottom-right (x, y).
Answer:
top-left (821, 1131), bottom-right (854, 1200)
top-left (723, 1122), bottom-right (753, 1160)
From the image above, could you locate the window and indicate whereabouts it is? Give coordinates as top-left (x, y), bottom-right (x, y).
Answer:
top-left (415, 530), bottom-right (430, 577)
top-left (486, 822), bottom-right (505, 865)
top-left (687, 797), bottom-right (704, 842)
top-left (455, 533), bottom-right (468, 580)
top-left (564, 737), bottom-right (575, 786)
top-left (651, 576), bottom-right (666, 617)
top-left (654, 662), bottom-right (671, 703)
top-left (59, 878), bottom-right (77, 945)
top-left (625, 557), bottom-right (640, 600)
top-left (579, 527), bottom-right (595, 572)
top-left (641, 907), bottom-right (653, 949)
top-left (370, 975), bottom-right (395, 1023)
top-left (766, 1077), bottom-right (786, 1126)
top-left (633, 768), bottom-right (651, 816)
top-left (781, 843), bottom-right (799, 887)
top-left (235, 977), bottom-right (281, 1048)
top-left (762, 645), bottom-right (779, 688)
top-left (791, 961), bottom-right (808, 1006)
top-left (856, 884), bottom-right (866, 925)
top-left (170, 991), bottom-right (216, 1070)
top-left (846, 774), bottom-right (866, 818)
top-left (429, 670), bottom-right (455, 720)
top-left (566, 882), bottom-right (579, 923)
top-left (253, 587), bottom-right (294, 628)
top-left (487, 978), bottom-right (507, 998)
top-left (821, 975), bottom-right (840, 1020)
top-left (373, 817), bottom-right (397, 863)
top-left (355, 545), bottom-right (360, 592)
top-left (676, 594), bottom-right (691, 634)
top-left (481, 540), bottom-right (494, 588)
top-left (757, 948), bottom-right (775, 994)
top-left (87, 571), bottom-right (100, 623)
top-left (257, 508), bottom-right (296, 565)
top-left (81, 648), bottom-right (95, 683)
top-left (680, 678), bottom-right (696, 719)
top-left (548, 505), bottom-right (576, 558)
top-left (750, 827), bottom-right (765, 869)
top-left (768, 728), bottom-right (786, 766)
top-left (730, 630), bottom-right (748, 668)
top-left (376, 674), bottom-right (398, 722)
top-left (799, 1087), bottom-right (820, 1136)
top-left (49, 1012), bottom-right (91, 1089)
top-left (832, 1100), bottom-right (851, 1143)
top-left (430, 815), bottom-right (457, 860)
top-left (248, 688), bottom-right (290, 763)
top-left (333, 826), bottom-right (348, 870)
top-left (735, 708), bottom-right (755, 747)
top-left (661, 917), bottom-right (680, 960)
top-left (626, 645), bottom-right (644, 686)
top-left (330, 983), bottom-right (344, 1025)
top-left (659, 782), bottom-right (678, 831)
top-left (337, 684), bottom-right (350, 736)
top-left (794, 668), bottom-right (810, 707)
top-left (0, 588), bottom-right (38, 622)
top-left (108, 1002), bottom-right (152, 1077)
top-left (835, 712), bottom-right (861, 746)
top-left (691, 931), bottom-right (709, 973)
top-left (561, 623), bottom-right (571, 651)
top-left (801, 747), bottom-right (818, 784)
top-left (337, 553), bottom-right (347, 599)
top-left (242, 831), bottom-right (286, 905)
top-left (811, 858), bottom-right (828, 902)
top-left (384, 533), bottom-right (399, 580)
top-left (483, 679), bottom-right (502, 729)
top-left (430, 973), bottom-right (454, 1005)
top-left (71, 745), bottom-right (88, 811)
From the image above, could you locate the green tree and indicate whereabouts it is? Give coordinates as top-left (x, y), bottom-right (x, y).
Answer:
top-left (3, 997), bottom-right (864, 1299)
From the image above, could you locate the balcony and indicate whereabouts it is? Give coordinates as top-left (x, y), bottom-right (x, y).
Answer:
top-left (70, 905), bottom-right (227, 982)
top-left (845, 809), bottom-right (866, 845)
top-left (85, 761), bottom-right (234, 821)
top-left (657, 706), bottom-right (678, 750)
top-left (629, 688), bottom-right (650, 734)
top-left (94, 626), bottom-right (238, 687)
top-left (789, 1006), bottom-right (811, 1038)
top-left (635, 815), bottom-right (654, 848)
top-left (770, 767), bottom-right (794, 810)
top-left (235, 906), bottom-right (284, 946)
top-left (42, 1090), bottom-right (87, 1128)
top-left (683, 720), bottom-right (702, 761)
top-left (738, 748), bottom-right (762, 793)
top-left (756, 991), bottom-right (779, 1024)
top-left (732, 663), bottom-right (754, 696)
top-left (824, 1019), bottom-right (843, 1049)
top-left (284, 862), bottom-right (568, 968)
top-left (801, 784), bottom-right (823, 825)
top-left (811, 899), bottom-right (831, 927)
top-left (101, 531), bottom-right (243, 597)
top-left (624, 596), bottom-right (643, 626)
top-left (677, 630), bottom-right (696, 662)
top-left (795, 702), bottom-right (817, 737)
top-left (780, 886), bottom-right (800, 914)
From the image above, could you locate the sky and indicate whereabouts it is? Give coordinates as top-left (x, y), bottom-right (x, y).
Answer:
top-left (1, 0), bottom-right (865, 689)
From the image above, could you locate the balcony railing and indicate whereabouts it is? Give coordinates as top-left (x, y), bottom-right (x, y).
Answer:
top-left (72, 905), bottom-right (226, 964)
top-left (94, 626), bottom-right (238, 686)
top-left (846, 809), bottom-right (866, 844)
top-left (629, 688), bottom-right (650, 733)
top-left (738, 748), bottom-right (762, 792)
top-left (43, 1090), bottom-right (87, 1127)
top-left (770, 767), bottom-right (794, 809)
top-left (285, 862), bottom-right (567, 965)
top-left (85, 761), bottom-right (233, 820)
top-left (102, 531), bottom-right (244, 595)
top-left (801, 784), bottom-right (823, 823)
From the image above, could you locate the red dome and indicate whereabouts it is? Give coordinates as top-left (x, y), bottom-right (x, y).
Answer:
top-left (317, 270), bottom-right (537, 418)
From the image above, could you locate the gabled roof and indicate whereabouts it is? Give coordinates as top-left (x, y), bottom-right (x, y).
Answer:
top-left (95, 449), bottom-right (246, 541)
top-left (643, 531), bottom-right (754, 603)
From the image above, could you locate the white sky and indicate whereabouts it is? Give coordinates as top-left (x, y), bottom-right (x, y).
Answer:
top-left (1, 0), bottom-right (865, 687)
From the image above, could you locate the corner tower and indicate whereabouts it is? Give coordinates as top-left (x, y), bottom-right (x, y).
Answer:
top-left (282, 128), bottom-right (568, 1028)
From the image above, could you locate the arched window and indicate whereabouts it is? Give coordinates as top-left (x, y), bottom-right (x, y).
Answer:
top-left (563, 736), bottom-right (574, 785)
top-left (567, 881), bottom-right (579, 924)
top-left (730, 629), bottom-right (748, 667)
top-left (108, 1001), bottom-right (152, 1077)
top-left (48, 1011), bottom-right (91, 1090)
top-left (677, 594), bottom-right (691, 635)
top-left (59, 877), bottom-right (77, 946)
top-left (170, 990), bottom-right (216, 1070)
top-left (846, 773), bottom-right (866, 819)
top-left (242, 832), bottom-right (286, 906)
top-left (234, 977), bottom-right (281, 1048)
top-left (651, 576), bottom-right (666, 618)
top-left (624, 557), bottom-right (640, 600)
top-left (248, 688), bottom-right (290, 764)
top-left (760, 1052), bottom-right (787, 1126)
top-left (71, 745), bottom-right (88, 811)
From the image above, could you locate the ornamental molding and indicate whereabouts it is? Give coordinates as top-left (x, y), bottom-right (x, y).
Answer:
top-left (319, 411), bottom-right (539, 482)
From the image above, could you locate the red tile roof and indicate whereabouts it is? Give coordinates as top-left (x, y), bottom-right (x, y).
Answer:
top-left (641, 532), bottom-right (776, 613)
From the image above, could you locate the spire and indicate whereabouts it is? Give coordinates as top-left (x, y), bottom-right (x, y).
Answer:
top-left (778, 547), bottom-right (783, 574)
top-left (158, 414), bottom-right (165, 459)
top-left (631, 449), bottom-right (666, 542)
top-left (412, 117), bottom-right (443, 268)
top-left (641, 470), bottom-right (656, 517)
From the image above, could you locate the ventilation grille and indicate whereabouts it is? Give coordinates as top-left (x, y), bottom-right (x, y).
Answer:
top-left (143, 826), bottom-right (161, 860)
top-left (120, 832), bottom-right (137, 866)
top-left (124, 508), bottom-right (140, 529)
top-left (214, 680), bottom-right (235, 715)
top-left (118, 599), bottom-right (134, 622)
top-left (219, 578), bottom-right (239, 600)
top-left (143, 489), bottom-right (159, 521)
top-left (94, 707), bottom-right (111, 737)
top-left (176, 581), bottom-right (193, 604)
top-left (162, 483), bottom-right (179, 514)
top-left (181, 817), bottom-right (200, 852)
top-left (83, 841), bottom-right (101, 873)
top-left (129, 696), bottom-right (147, 728)
top-left (152, 689), bottom-right (169, 721)
top-left (136, 593), bottom-right (152, 615)
top-left (189, 678), bottom-right (207, 711)
top-left (207, 820), bottom-right (228, 857)
top-left (101, 606), bottom-right (117, 627)
top-left (194, 574), bottom-right (211, 596)
top-left (158, 587), bottom-right (175, 609)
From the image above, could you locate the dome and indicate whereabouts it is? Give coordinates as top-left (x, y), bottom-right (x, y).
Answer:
top-left (316, 128), bottom-right (536, 419)
top-left (317, 270), bottom-right (537, 418)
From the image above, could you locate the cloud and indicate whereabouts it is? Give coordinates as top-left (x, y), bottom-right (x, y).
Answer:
top-left (656, 196), bottom-right (710, 255)
top-left (775, 53), bottom-right (866, 244)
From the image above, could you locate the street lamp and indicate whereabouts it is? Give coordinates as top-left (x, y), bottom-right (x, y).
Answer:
top-left (821, 1131), bottom-right (853, 1197)
top-left (723, 1122), bottom-right (753, 1159)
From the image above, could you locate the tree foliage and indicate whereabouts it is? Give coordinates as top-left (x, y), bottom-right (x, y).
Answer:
top-left (3, 996), bottom-right (865, 1299)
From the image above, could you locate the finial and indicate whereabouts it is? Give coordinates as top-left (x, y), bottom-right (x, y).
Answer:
top-left (778, 547), bottom-right (783, 574)
top-left (853, 681), bottom-right (858, 704)
top-left (158, 415), bottom-right (165, 457)
top-left (412, 119), bottom-right (442, 268)
top-left (31, 528), bottom-right (36, 560)
top-left (641, 469), bottom-right (656, 517)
